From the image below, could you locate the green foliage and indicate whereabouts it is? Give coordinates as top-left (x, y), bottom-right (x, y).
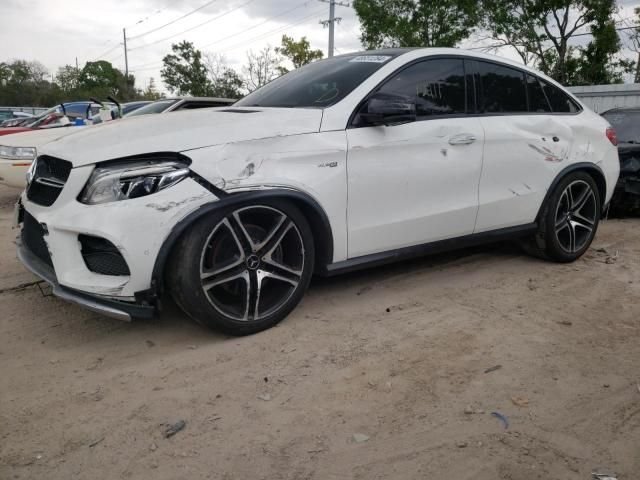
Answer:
top-left (0, 60), bottom-right (58, 107)
top-left (483, 0), bottom-right (629, 86)
top-left (161, 41), bottom-right (211, 96)
top-left (275, 35), bottom-right (323, 74)
top-left (210, 69), bottom-right (244, 98)
top-left (0, 58), bottom-right (141, 107)
top-left (243, 46), bottom-right (282, 92)
top-left (353, 0), bottom-right (481, 48)
top-left (140, 77), bottom-right (164, 101)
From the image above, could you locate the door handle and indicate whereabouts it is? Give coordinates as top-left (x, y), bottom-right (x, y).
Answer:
top-left (448, 133), bottom-right (476, 145)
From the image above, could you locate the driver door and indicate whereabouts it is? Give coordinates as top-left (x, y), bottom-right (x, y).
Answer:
top-left (346, 58), bottom-right (485, 258)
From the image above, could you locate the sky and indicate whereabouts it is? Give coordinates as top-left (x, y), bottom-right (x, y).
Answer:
top-left (1, 0), bottom-right (640, 94)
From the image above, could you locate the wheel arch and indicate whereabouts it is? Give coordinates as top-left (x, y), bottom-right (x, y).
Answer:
top-left (151, 188), bottom-right (335, 298)
top-left (536, 162), bottom-right (607, 223)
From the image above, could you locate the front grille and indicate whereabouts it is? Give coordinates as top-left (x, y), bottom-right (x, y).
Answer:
top-left (22, 211), bottom-right (52, 267)
top-left (26, 156), bottom-right (72, 207)
top-left (79, 235), bottom-right (130, 276)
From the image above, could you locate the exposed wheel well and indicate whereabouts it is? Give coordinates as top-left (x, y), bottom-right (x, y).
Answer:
top-left (152, 190), bottom-right (335, 299)
top-left (537, 163), bottom-right (608, 223)
top-left (276, 196), bottom-right (334, 274)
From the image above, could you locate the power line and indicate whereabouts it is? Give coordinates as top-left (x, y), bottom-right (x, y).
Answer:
top-left (129, 0), bottom-right (256, 52)
top-left (130, 2), bottom-right (324, 72)
top-left (127, 0), bottom-right (219, 40)
top-left (130, 9), bottom-right (323, 72)
top-left (93, 43), bottom-right (121, 61)
top-left (219, 7), bottom-right (325, 53)
top-left (201, 1), bottom-right (313, 49)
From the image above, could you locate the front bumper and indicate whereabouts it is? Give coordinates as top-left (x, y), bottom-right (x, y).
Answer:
top-left (17, 235), bottom-right (153, 321)
top-left (16, 162), bottom-right (218, 319)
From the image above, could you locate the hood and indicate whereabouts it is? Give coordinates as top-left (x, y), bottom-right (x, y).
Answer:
top-left (0, 127), bottom-right (33, 137)
top-left (39, 107), bottom-right (324, 167)
top-left (0, 127), bottom-right (83, 147)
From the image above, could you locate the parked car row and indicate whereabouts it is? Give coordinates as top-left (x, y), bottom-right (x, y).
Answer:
top-left (11, 48), bottom-right (621, 336)
top-left (600, 107), bottom-right (640, 214)
top-left (0, 97), bottom-right (235, 188)
top-left (0, 110), bottom-right (34, 125)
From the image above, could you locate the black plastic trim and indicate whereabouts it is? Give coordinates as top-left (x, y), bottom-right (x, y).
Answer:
top-left (17, 236), bottom-right (154, 320)
top-left (151, 188), bottom-right (334, 296)
top-left (188, 171), bottom-right (229, 197)
top-left (347, 54), bottom-right (582, 129)
top-left (322, 223), bottom-right (538, 276)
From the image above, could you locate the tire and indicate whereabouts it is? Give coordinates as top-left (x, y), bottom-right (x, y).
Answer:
top-left (521, 171), bottom-right (601, 262)
top-left (167, 198), bottom-right (315, 335)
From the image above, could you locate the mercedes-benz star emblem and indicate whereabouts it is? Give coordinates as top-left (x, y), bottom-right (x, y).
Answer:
top-left (246, 255), bottom-right (260, 270)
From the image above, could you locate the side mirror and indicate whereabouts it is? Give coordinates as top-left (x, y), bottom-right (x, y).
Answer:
top-left (359, 92), bottom-right (416, 126)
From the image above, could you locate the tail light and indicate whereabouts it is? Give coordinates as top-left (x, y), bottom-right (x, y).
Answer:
top-left (606, 126), bottom-right (618, 146)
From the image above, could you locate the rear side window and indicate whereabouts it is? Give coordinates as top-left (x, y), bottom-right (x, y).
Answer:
top-left (375, 58), bottom-right (467, 118)
top-left (476, 61), bottom-right (527, 113)
top-left (527, 75), bottom-right (551, 113)
top-left (540, 80), bottom-right (580, 113)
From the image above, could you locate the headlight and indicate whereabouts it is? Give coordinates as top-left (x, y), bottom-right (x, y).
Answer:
top-left (79, 159), bottom-right (191, 205)
top-left (0, 145), bottom-right (37, 160)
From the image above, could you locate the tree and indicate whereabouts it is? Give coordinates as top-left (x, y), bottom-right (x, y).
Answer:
top-left (141, 77), bottom-right (164, 100)
top-left (243, 46), bottom-right (282, 92)
top-left (161, 41), bottom-right (211, 96)
top-left (56, 65), bottom-right (81, 93)
top-left (275, 35), bottom-right (323, 74)
top-left (203, 52), bottom-right (245, 98)
top-left (352, 0), bottom-right (481, 48)
top-left (77, 60), bottom-right (136, 100)
top-left (618, 6), bottom-right (640, 83)
top-left (482, 0), bottom-right (628, 85)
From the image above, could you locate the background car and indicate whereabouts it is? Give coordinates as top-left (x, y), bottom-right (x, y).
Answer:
top-left (121, 101), bottom-right (152, 115)
top-left (601, 107), bottom-right (640, 214)
top-left (124, 96), bottom-right (236, 117)
top-left (0, 98), bottom-right (233, 188)
top-left (0, 111), bottom-right (34, 126)
top-left (0, 101), bottom-right (113, 136)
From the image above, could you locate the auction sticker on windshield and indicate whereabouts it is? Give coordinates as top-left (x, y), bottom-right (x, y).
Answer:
top-left (349, 55), bottom-right (392, 63)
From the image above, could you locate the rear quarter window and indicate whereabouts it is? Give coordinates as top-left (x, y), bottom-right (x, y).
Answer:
top-left (540, 81), bottom-right (581, 113)
top-left (476, 61), bottom-right (527, 113)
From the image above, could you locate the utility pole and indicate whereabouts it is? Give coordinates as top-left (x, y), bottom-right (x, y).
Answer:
top-left (123, 28), bottom-right (129, 77)
top-left (319, 0), bottom-right (350, 58)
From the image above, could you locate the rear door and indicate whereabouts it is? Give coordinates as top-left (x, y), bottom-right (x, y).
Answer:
top-left (473, 60), bottom-right (576, 232)
top-left (346, 58), bottom-right (485, 258)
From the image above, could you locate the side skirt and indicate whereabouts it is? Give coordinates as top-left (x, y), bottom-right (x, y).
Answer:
top-left (321, 223), bottom-right (538, 277)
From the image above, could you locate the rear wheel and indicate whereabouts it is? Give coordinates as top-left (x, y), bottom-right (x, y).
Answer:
top-left (522, 171), bottom-right (600, 262)
top-left (167, 199), bottom-right (314, 335)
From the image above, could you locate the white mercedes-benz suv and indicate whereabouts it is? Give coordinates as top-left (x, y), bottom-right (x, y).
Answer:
top-left (16, 48), bottom-right (619, 335)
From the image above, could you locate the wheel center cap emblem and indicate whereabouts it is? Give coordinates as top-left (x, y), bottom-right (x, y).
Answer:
top-left (246, 254), bottom-right (260, 270)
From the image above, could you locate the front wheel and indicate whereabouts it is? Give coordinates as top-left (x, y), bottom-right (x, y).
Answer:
top-left (167, 199), bottom-right (315, 335)
top-left (522, 171), bottom-right (601, 262)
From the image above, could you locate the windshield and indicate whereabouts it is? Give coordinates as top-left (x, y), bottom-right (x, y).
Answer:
top-left (235, 53), bottom-right (400, 109)
top-left (125, 99), bottom-right (179, 117)
top-left (603, 110), bottom-right (640, 143)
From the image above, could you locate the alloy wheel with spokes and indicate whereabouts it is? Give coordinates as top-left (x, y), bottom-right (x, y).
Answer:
top-left (168, 200), bottom-right (314, 335)
top-left (200, 206), bottom-right (305, 322)
top-left (554, 180), bottom-right (597, 254)
top-left (520, 171), bottom-right (600, 263)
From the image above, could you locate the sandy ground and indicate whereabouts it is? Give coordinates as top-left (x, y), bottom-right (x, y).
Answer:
top-left (0, 182), bottom-right (639, 480)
